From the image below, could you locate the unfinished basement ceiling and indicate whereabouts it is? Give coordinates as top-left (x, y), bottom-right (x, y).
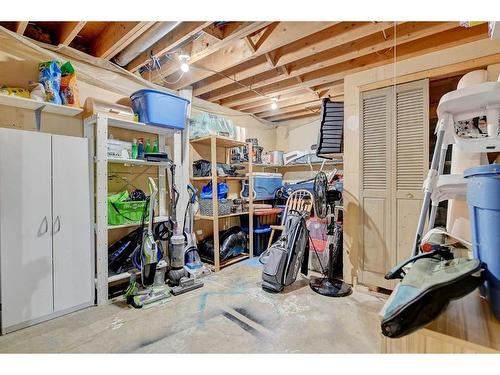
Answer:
top-left (0, 21), bottom-right (490, 122)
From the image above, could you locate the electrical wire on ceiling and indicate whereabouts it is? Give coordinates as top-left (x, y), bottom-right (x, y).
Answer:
top-left (376, 27), bottom-right (394, 56)
top-left (159, 53), bottom-right (276, 102)
top-left (148, 54), bottom-right (185, 85)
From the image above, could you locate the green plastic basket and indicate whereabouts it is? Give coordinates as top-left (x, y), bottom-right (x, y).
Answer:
top-left (108, 191), bottom-right (149, 226)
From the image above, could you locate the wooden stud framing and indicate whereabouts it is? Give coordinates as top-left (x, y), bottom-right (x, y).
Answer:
top-left (192, 21), bottom-right (389, 97)
top-left (257, 100), bottom-right (323, 118)
top-left (198, 22), bottom-right (461, 103)
top-left (166, 22), bottom-right (335, 90)
top-left (360, 52), bottom-right (500, 93)
top-left (9, 20), bottom-right (492, 122)
top-left (203, 24), bottom-right (224, 40)
top-left (57, 21), bottom-right (87, 46)
top-left (211, 137), bottom-right (220, 271)
top-left (265, 106), bottom-right (321, 122)
top-left (231, 88), bottom-right (311, 111)
top-left (217, 24), bottom-right (488, 108)
top-left (242, 92), bottom-right (321, 114)
top-left (92, 21), bottom-right (155, 60)
top-left (15, 21), bottom-right (28, 35)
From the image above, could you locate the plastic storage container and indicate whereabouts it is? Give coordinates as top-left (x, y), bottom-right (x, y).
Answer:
top-left (240, 207), bottom-right (283, 228)
top-left (130, 89), bottom-right (190, 129)
top-left (242, 226), bottom-right (272, 256)
top-left (199, 199), bottom-right (232, 217)
top-left (464, 163), bottom-right (500, 319)
top-left (241, 172), bottom-right (283, 200)
top-left (107, 191), bottom-right (149, 226)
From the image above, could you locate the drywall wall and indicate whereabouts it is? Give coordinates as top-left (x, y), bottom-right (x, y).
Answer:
top-left (343, 37), bottom-right (500, 287)
top-left (275, 116), bottom-right (320, 152)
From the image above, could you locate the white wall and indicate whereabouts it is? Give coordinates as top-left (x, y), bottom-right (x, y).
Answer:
top-left (275, 116), bottom-right (320, 152)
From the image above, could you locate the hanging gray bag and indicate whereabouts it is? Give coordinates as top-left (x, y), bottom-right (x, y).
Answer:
top-left (260, 211), bottom-right (309, 293)
top-left (381, 256), bottom-right (483, 338)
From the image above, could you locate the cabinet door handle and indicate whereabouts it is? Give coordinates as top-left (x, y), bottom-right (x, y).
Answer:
top-left (38, 216), bottom-right (49, 236)
top-left (53, 215), bottom-right (61, 234)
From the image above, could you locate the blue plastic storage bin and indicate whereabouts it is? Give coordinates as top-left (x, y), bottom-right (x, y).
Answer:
top-left (130, 89), bottom-right (189, 129)
top-left (464, 163), bottom-right (500, 319)
top-left (241, 173), bottom-right (283, 200)
top-left (242, 226), bottom-right (272, 256)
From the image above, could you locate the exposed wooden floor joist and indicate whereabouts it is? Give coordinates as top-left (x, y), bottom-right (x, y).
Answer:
top-left (0, 21), bottom-right (491, 121)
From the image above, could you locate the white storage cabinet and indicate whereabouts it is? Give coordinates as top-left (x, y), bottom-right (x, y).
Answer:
top-left (0, 128), bottom-right (93, 334)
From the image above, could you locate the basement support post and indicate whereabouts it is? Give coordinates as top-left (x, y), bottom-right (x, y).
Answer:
top-left (175, 87), bottom-right (193, 229)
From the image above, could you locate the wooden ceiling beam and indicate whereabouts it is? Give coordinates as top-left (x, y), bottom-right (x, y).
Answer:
top-left (264, 106), bottom-right (322, 121)
top-left (241, 92), bottom-right (321, 113)
top-left (224, 79), bottom-right (344, 109)
top-left (165, 22), bottom-right (335, 90)
top-left (273, 21), bottom-right (395, 67)
top-left (200, 22), bottom-right (458, 102)
top-left (193, 21), bottom-right (391, 97)
top-left (126, 21), bottom-right (212, 72)
top-left (202, 24), bottom-right (224, 40)
top-left (287, 21), bottom-right (460, 76)
top-left (273, 112), bottom-right (322, 122)
top-left (244, 36), bottom-right (257, 53)
top-left (256, 100), bottom-right (323, 117)
top-left (92, 21), bottom-right (155, 60)
top-left (57, 21), bottom-right (87, 46)
top-left (219, 25), bottom-right (488, 108)
top-left (15, 21), bottom-right (28, 35)
top-left (231, 88), bottom-right (312, 111)
top-left (151, 22), bottom-right (271, 82)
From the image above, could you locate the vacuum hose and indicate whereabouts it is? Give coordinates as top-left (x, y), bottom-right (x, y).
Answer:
top-left (168, 267), bottom-right (189, 286)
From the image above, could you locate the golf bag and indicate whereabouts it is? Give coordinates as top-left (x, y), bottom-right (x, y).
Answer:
top-left (260, 211), bottom-right (309, 293)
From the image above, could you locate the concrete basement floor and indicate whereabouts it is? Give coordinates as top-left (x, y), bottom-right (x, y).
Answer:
top-left (0, 258), bottom-right (386, 353)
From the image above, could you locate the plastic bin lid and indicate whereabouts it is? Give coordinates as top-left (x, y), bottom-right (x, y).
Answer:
top-left (241, 226), bottom-right (271, 233)
top-left (254, 226), bottom-right (272, 234)
top-left (245, 172), bottom-right (282, 177)
top-left (130, 89), bottom-right (190, 103)
top-left (464, 163), bottom-right (500, 178)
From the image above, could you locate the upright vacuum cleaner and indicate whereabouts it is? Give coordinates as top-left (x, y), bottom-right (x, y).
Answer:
top-left (125, 177), bottom-right (171, 308)
top-left (166, 164), bottom-right (207, 295)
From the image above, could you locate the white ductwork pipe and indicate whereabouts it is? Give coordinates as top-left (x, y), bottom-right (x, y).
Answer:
top-left (113, 21), bottom-right (181, 67)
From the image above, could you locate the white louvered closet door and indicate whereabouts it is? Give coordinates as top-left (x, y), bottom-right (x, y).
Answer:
top-left (359, 87), bottom-right (393, 288)
top-left (392, 80), bottom-right (429, 266)
top-left (359, 79), bottom-right (429, 289)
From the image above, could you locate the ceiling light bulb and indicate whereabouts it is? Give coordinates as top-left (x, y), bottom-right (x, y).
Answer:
top-left (178, 54), bottom-right (190, 73)
top-left (271, 98), bottom-right (278, 110)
